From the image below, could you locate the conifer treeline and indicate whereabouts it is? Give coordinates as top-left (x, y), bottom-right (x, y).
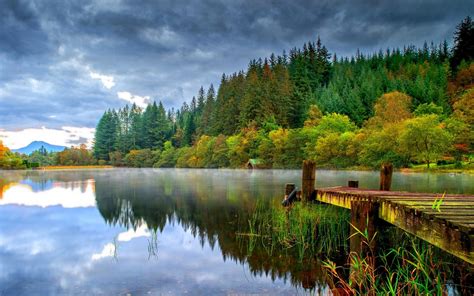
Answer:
top-left (93, 17), bottom-right (473, 169)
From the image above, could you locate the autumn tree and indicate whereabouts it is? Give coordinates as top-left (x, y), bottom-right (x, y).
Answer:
top-left (366, 91), bottom-right (412, 128)
top-left (57, 144), bottom-right (95, 165)
top-left (453, 88), bottom-right (474, 151)
top-left (0, 141), bottom-right (26, 169)
top-left (303, 104), bottom-right (323, 127)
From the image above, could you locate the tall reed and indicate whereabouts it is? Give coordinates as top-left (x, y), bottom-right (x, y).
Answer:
top-left (237, 200), bottom-right (350, 261)
top-left (323, 226), bottom-right (473, 295)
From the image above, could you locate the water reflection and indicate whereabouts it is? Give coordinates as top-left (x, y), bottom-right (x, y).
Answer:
top-left (0, 169), bottom-right (473, 295)
top-left (94, 169), bottom-right (342, 291)
top-left (0, 179), bottom-right (95, 208)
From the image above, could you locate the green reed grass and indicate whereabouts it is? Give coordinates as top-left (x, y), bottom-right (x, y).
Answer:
top-left (323, 225), bottom-right (470, 295)
top-left (237, 200), bottom-right (350, 261)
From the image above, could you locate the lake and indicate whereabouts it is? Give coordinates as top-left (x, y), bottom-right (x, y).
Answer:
top-left (1, 169), bottom-right (473, 295)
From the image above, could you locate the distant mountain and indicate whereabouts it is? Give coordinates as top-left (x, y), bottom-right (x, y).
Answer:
top-left (12, 141), bottom-right (67, 155)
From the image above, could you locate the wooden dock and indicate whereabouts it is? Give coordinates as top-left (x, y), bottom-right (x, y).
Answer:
top-left (316, 186), bottom-right (474, 265)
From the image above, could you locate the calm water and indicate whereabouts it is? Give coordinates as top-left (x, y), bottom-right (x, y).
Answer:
top-left (0, 169), bottom-right (473, 295)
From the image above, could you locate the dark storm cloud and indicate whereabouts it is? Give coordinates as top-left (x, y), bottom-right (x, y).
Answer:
top-left (0, 0), bottom-right (473, 130)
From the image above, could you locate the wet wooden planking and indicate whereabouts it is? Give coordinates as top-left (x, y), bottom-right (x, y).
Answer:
top-left (315, 187), bottom-right (474, 264)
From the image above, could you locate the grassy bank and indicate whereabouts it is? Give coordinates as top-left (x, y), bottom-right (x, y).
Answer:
top-left (400, 162), bottom-right (474, 174)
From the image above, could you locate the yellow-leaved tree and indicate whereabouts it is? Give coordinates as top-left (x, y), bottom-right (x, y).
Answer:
top-left (0, 141), bottom-right (25, 169)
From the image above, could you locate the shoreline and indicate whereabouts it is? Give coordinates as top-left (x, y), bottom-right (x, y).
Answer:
top-left (1, 165), bottom-right (473, 174)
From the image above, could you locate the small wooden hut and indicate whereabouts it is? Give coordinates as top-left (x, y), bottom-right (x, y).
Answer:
top-left (246, 158), bottom-right (264, 169)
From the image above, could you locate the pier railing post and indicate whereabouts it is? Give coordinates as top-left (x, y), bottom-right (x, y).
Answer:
top-left (302, 160), bottom-right (316, 202)
top-left (379, 163), bottom-right (393, 191)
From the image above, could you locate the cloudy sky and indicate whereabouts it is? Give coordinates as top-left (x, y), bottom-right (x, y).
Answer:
top-left (0, 0), bottom-right (472, 148)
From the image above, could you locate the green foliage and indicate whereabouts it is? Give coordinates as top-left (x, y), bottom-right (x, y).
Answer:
top-left (399, 115), bottom-right (454, 168)
top-left (92, 19), bottom-right (474, 169)
top-left (124, 149), bottom-right (157, 167)
top-left (154, 141), bottom-right (177, 168)
top-left (27, 148), bottom-right (56, 166)
top-left (359, 124), bottom-right (409, 168)
top-left (94, 110), bottom-right (118, 161)
top-left (0, 152), bottom-right (25, 170)
top-left (313, 132), bottom-right (359, 168)
top-left (414, 102), bottom-right (444, 117)
top-left (314, 113), bottom-right (357, 135)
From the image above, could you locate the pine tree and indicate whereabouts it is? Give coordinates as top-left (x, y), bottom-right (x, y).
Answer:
top-left (183, 112), bottom-right (196, 146)
top-left (130, 103), bottom-right (142, 150)
top-left (94, 110), bottom-right (118, 161)
top-left (197, 86), bottom-right (205, 115)
top-left (200, 84), bottom-right (215, 135)
top-left (451, 16), bottom-right (474, 71)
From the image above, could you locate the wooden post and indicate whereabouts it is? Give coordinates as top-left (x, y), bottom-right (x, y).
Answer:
top-left (349, 199), bottom-right (378, 292)
top-left (302, 160), bottom-right (316, 202)
top-left (350, 199), bottom-right (379, 256)
top-left (348, 180), bottom-right (359, 188)
top-left (379, 163), bottom-right (393, 191)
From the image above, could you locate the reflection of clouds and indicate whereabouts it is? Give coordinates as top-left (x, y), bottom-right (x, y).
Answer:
top-left (30, 239), bottom-right (55, 255)
top-left (0, 209), bottom-right (297, 294)
top-left (0, 181), bottom-right (17, 199)
top-left (92, 224), bottom-right (150, 261)
top-left (91, 243), bottom-right (115, 261)
top-left (117, 224), bottom-right (150, 242)
top-left (195, 272), bottom-right (218, 283)
top-left (0, 180), bottom-right (95, 208)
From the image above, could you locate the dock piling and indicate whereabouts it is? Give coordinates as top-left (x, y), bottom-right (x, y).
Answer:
top-left (379, 163), bottom-right (393, 191)
top-left (302, 160), bottom-right (316, 202)
top-left (350, 199), bottom-right (379, 255)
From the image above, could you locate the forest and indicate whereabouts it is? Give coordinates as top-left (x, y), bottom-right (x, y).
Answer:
top-left (1, 17), bottom-right (473, 170)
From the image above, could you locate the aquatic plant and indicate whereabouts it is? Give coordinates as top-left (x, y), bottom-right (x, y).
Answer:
top-left (323, 226), bottom-right (473, 295)
top-left (237, 200), bottom-right (350, 261)
top-left (432, 192), bottom-right (446, 212)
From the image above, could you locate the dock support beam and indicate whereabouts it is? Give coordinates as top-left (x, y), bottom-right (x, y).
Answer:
top-left (379, 163), bottom-right (393, 191)
top-left (350, 199), bottom-right (379, 255)
top-left (302, 160), bottom-right (316, 202)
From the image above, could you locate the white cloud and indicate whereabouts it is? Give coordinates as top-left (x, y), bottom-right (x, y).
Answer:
top-left (89, 71), bottom-right (115, 89)
top-left (0, 126), bottom-right (95, 149)
top-left (117, 91), bottom-right (150, 108)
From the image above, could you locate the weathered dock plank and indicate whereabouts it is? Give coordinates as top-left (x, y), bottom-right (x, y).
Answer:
top-left (315, 186), bottom-right (474, 264)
